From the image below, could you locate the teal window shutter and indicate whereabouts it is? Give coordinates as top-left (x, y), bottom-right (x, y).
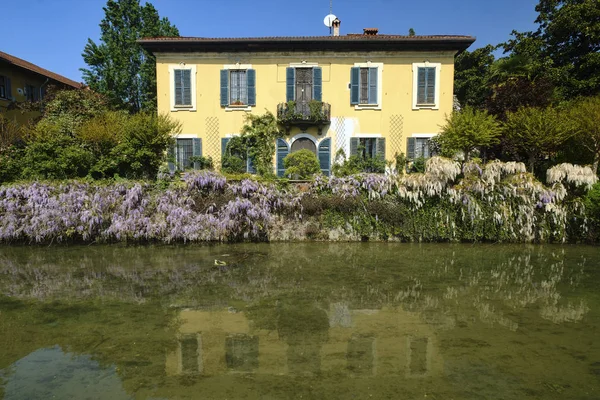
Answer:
top-left (318, 138), bottom-right (331, 176)
top-left (182, 70), bottom-right (191, 105)
top-left (5, 77), bottom-right (11, 99)
top-left (168, 142), bottom-right (176, 173)
top-left (220, 69), bottom-right (229, 107)
top-left (426, 68), bottom-right (436, 104)
top-left (375, 138), bottom-right (386, 160)
top-left (350, 67), bottom-right (360, 105)
top-left (247, 69), bottom-right (256, 106)
top-left (192, 138), bottom-right (202, 169)
top-left (417, 67), bottom-right (436, 105)
top-left (368, 68), bottom-right (378, 104)
top-left (247, 153), bottom-right (256, 174)
top-left (407, 137), bottom-right (416, 160)
top-left (221, 137), bottom-right (231, 156)
top-left (286, 67), bottom-right (295, 102)
top-left (276, 138), bottom-right (289, 177)
top-left (350, 137), bottom-right (359, 156)
top-left (313, 67), bottom-right (322, 101)
top-left (174, 70), bottom-right (182, 105)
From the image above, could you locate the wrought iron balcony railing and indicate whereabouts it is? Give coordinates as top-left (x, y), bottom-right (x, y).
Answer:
top-left (277, 100), bottom-right (331, 134)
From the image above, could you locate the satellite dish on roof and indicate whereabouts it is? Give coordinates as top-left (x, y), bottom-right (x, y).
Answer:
top-left (324, 14), bottom-right (337, 28)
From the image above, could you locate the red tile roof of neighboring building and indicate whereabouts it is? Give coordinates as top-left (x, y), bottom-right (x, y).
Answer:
top-left (140, 34), bottom-right (475, 42)
top-left (0, 51), bottom-right (82, 89)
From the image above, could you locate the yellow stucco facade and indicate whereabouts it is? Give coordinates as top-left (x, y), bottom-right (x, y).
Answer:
top-left (146, 34), bottom-right (474, 173)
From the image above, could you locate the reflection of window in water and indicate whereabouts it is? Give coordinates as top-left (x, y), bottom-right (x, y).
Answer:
top-left (225, 334), bottom-right (259, 372)
top-left (287, 339), bottom-right (322, 375)
top-left (408, 336), bottom-right (429, 376)
top-left (347, 335), bottom-right (375, 375)
top-left (179, 334), bottom-right (202, 375)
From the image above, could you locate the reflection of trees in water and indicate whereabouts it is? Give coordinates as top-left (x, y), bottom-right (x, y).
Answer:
top-left (0, 245), bottom-right (592, 328)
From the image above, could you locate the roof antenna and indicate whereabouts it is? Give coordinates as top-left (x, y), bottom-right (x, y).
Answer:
top-left (323, 0), bottom-right (337, 36)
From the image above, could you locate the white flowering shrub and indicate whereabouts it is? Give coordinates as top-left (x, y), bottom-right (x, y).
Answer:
top-left (0, 158), bottom-right (596, 244)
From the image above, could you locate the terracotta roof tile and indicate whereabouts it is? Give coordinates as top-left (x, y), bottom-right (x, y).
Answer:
top-left (140, 34), bottom-right (474, 42)
top-left (0, 51), bottom-right (82, 89)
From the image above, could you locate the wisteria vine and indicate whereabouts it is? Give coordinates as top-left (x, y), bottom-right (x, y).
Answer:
top-left (0, 159), bottom-right (597, 244)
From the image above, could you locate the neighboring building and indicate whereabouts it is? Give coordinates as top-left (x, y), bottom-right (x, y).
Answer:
top-left (140, 26), bottom-right (474, 175)
top-left (0, 50), bottom-right (82, 124)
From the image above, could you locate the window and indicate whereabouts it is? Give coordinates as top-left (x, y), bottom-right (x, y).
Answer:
top-left (417, 68), bottom-right (436, 105)
top-left (347, 335), bottom-right (375, 375)
top-left (351, 64), bottom-right (381, 107)
top-left (350, 137), bottom-right (386, 160)
top-left (229, 70), bottom-right (247, 105)
top-left (176, 138), bottom-right (193, 170)
top-left (0, 76), bottom-right (7, 99)
top-left (225, 334), bottom-right (258, 372)
top-left (174, 69), bottom-right (191, 106)
top-left (407, 136), bottom-right (436, 160)
top-left (169, 65), bottom-right (196, 111)
top-left (25, 84), bottom-right (38, 102)
top-left (220, 66), bottom-right (256, 109)
top-left (412, 63), bottom-right (441, 109)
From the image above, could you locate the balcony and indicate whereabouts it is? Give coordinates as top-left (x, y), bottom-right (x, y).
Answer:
top-left (277, 100), bottom-right (331, 135)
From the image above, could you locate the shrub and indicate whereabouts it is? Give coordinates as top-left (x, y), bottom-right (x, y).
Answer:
top-left (221, 155), bottom-right (246, 174)
top-left (283, 149), bottom-right (321, 179)
top-left (189, 155), bottom-right (214, 171)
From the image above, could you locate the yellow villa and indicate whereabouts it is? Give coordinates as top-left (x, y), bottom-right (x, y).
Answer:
top-left (140, 24), bottom-right (474, 176)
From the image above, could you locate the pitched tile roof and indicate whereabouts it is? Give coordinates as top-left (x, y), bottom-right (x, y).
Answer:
top-left (0, 51), bottom-right (82, 89)
top-left (139, 34), bottom-right (476, 54)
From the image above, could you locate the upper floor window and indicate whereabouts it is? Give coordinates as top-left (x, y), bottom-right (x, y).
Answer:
top-left (25, 84), bottom-right (38, 102)
top-left (351, 63), bottom-right (383, 109)
top-left (220, 66), bottom-right (255, 109)
top-left (174, 69), bottom-right (192, 107)
top-left (169, 65), bottom-right (196, 111)
top-left (412, 63), bottom-right (441, 109)
top-left (0, 75), bottom-right (9, 99)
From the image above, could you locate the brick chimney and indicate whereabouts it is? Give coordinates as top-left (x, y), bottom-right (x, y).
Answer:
top-left (332, 18), bottom-right (341, 37)
top-left (363, 28), bottom-right (379, 36)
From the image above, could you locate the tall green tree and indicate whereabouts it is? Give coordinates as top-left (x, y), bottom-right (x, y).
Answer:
top-left (81, 0), bottom-right (179, 113)
top-left (504, 106), bottom-right (571, 173)
top-left (436, 106), bottom-right (502, 162)
top-left (569, 96), bottom-right (600, 174)
top-left (454, 45), bottom-right (495, 109)
top-left (503, 0), bottom-right (600, 100)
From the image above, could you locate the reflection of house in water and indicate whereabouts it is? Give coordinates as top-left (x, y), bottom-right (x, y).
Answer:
top-left (166, 303), bottom-right (443, 378)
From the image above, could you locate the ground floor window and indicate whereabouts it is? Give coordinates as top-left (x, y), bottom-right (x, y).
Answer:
top-left (407, 136), bottom-right (435, 160)
top-left (176, 138), bottom-right (193, 170)
top-left (0, 76), bottom-right (6, 99)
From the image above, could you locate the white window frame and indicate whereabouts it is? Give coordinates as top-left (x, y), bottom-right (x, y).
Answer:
top-left (169, 64), bottom-right (197, 112)
top-left (223, 63), bottom-right (252, 111)
top-left (353, 62), bottom-right (383, 110)
top-left (412, 62), bottom-right (441, 110)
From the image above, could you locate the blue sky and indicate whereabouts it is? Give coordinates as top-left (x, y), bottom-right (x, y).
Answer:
top-left (3, 0), bottom-right (540, 83)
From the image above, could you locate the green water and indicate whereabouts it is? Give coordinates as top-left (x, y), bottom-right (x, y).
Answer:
top-left (0, 244), bottom-right (599, 399)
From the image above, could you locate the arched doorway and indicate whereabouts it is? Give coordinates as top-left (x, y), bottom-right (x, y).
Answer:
top-left (291, 137), bottom-right (317, 154)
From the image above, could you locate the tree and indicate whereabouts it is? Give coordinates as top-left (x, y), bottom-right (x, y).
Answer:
top-left (408, 28), bottom-right (416, 37)
top-left (504, 106), bottom-right (571, 173)
top-left (454, 45), bottom-right (495, 109)
top-left (503, 0), bottom-right (600, 100)
top-left (569, 96), bottom-right (600, 174)
top-left (436, 106), bottom-right (502, 162)
top-left (81, 0), bottom-right (179, 113)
